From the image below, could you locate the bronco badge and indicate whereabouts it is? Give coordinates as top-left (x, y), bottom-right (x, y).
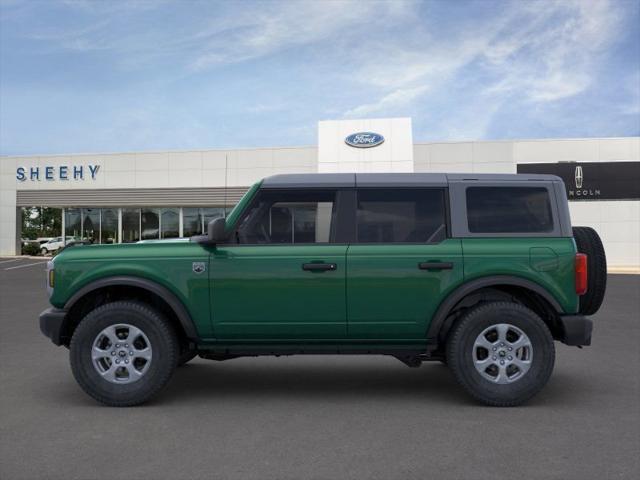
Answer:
top-left (192, 262), bottom-right (206, 274)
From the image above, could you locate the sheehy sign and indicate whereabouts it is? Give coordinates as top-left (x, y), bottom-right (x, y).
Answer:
top-left (16, 164), bottom-right (100, 182)
top-left (517, 161), bottom-right (640, 200)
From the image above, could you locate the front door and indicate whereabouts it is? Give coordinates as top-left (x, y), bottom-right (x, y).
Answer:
top-left (210, 188), bottom-right (348, 340)
top-left (346, 188), bottom-right (463, 340)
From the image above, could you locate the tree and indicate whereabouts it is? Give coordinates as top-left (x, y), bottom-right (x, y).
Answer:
top-left (21, 207), bottom-right (61, 239)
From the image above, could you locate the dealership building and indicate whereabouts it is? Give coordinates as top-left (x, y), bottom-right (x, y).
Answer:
top-left (1, 118), bottom-right (638, 269)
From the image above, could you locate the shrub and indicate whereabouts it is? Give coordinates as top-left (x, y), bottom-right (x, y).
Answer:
top-left (22, 243), bottom-right (41, 256)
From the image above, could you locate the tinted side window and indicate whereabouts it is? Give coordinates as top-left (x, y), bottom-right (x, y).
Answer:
top-left (356, 189), bottom-right (446, 243)
top-left (236, 190), bottom-right (336, 244)
top-left (466, 187), bottom-right (553, 233)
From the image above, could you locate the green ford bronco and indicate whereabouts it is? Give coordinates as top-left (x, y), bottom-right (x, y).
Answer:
top-left (40, 173), bottom-right (607, 407)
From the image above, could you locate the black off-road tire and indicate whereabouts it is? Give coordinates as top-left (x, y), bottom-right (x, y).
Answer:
top-left (70, 301), bottom-right (179, 407)
top-left (573, 226), bottom-right (607, 315)
top-left (446, 302), bottom-right (555, 407)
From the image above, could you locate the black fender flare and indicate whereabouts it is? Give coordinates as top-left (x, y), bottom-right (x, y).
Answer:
top-left (64, 276), bottom-right (198, 340)
top-left (426, 275), bottom-right (563, 343)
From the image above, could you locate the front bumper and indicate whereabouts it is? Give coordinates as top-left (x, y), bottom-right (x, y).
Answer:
top-left (39, 307), bottom-right (67, 346)
top-left (558, 315), bottom-right (593, 346)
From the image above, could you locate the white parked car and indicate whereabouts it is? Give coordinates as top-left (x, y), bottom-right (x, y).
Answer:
top-left (40, 237), bottom-right (75, 255)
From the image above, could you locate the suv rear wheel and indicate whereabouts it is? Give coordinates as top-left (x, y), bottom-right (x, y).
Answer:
top-left (70, 301), bottom-right (178, 406)
top-left (446, 302), bottom-right (555, 407)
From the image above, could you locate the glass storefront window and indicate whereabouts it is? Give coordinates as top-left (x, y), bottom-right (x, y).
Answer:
top-left (20, 207), bottom-right (62, 241)
top-left (65, 208), bottom-right (81, 240)
top-left (122, 208), bottom-right (140, 243)
top-left (63, 206), bottom-right (227, 244)
top-left (101, 208), bottom-right (118, 244)
top-left (161, 208), bottom-right (179, 239)
top-left (182, 208), bottom-right (202, 237)
top-left (202, 207), bottom-right (225, 230)
top-left (82, 208), bottom-right (100, 243)
top-left (141, 208), bottom-right (159, 240)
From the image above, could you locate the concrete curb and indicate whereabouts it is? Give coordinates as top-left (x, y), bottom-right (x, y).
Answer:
top-left (608, 267), bottom-right (640, 274)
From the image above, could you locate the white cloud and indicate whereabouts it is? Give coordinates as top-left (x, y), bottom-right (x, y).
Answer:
top-left (245, 102), bottom-right (287, 114)
top-left (2, 0), bottom-right (635, 151)
top-left (342, 0), bottom-right (625, 130)
top-left (189, 1), bottom-right (413, 71)
top-left (17, 0), bottom-right (415, 72)
top-left (482, 0), bottom-right (622, 103)
top-left (619, 71), bottom-right (640, 116)
top-left (344, 85), bottom-right (428, 118)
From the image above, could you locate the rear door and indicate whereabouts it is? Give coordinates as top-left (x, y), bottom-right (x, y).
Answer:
top-left (346, 188), bottom-right (463, 340)
top-left (210, 188), bottom-right (349, 340)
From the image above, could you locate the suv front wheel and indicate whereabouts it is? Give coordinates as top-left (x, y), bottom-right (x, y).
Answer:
top-left (446, 302), bottom-right (555, 407)
top-left (70, 301), bottom-right (179, 406)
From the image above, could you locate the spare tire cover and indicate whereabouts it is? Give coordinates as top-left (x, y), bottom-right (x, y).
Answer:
top-left (573, 226), bottom-right (607, 315)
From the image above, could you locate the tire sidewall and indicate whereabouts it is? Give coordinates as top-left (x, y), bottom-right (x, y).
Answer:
top-left (447, 303), bottom-right (555, 406)
top-left (70, 302), bottom-right (177, 406)
top-left (573, 226), bottom-right (607, 315)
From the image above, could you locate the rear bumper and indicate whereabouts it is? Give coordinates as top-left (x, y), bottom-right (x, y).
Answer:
top-left (558, 315), bottom-right (593, 346)
top-left (39, 307), bottom-right (67, 346)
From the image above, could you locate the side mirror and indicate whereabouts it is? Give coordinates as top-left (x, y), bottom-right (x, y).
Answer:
top-left (207, 217), bottom-right (227, 244)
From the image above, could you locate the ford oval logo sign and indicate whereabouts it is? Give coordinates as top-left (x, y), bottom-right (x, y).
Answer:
top-left (345, 132), bottom-right (385, 148)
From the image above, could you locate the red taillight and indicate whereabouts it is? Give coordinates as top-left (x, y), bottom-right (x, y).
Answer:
top-left (575, 253), bottom-right (588, 295)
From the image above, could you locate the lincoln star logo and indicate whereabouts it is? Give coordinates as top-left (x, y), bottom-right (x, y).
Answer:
top-left (192, 262), bottom-right (206, 274)
top-left (575, 166), bottom-right (583, 189)
top-left (568, 164), bottom-right (600, 198)
top-left (345, 132), bottom-right (385, 148)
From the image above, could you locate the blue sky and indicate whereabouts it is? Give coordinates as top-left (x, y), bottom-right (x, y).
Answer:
top-left (1, 0), bottom-right (639, 155)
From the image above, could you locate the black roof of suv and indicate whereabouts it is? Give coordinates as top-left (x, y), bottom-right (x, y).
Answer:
top-left (262, 173), bottom-right (563, 188)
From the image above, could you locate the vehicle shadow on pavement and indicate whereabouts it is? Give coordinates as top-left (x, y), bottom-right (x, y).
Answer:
top-left (161, 361), bottom-right (469, 405)
top-left (162, 358), bottom-right (589, 407)
top-left (158, 360), bottom-right (583, 407)
top-left (44, 360), bottom-right (587, 408)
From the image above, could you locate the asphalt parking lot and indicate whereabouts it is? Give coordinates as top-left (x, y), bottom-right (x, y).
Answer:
top-left (0, 258), bottom-right (638, 480)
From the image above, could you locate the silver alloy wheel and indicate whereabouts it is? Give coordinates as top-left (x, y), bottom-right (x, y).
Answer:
top-left (91, 324), bottom-right (152, 384)
top-left (472, 323), bottom-right (533, 384)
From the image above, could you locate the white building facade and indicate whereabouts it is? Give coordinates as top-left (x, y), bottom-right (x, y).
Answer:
top-left (1, 118), bottom-right (638, 269)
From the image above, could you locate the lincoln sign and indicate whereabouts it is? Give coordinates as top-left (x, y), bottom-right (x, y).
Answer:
top-left (517, 161), bottom-right (640, 201)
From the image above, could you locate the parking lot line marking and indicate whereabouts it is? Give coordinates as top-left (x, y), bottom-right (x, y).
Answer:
top-left (4, 262), bottom-right (46, 271)
top-left (0, 259), bottom-right (21, 265)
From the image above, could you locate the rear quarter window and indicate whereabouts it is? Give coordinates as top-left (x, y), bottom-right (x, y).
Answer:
top-left (466, 187), bottom-right (553, 233)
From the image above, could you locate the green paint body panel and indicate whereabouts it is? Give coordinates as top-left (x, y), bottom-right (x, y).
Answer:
top-left (50, 241), bottom-right (213, 335)
top-left (48, 182), bottom-right (579, 347)
top-left (461, 237), bottom-right (578, 314)
top-left (50, 236), bottom-right (578, 344)
top-left (208, 244), bottom-right (347, 339)
top-left (346, 239), bottom-right (463, 339)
